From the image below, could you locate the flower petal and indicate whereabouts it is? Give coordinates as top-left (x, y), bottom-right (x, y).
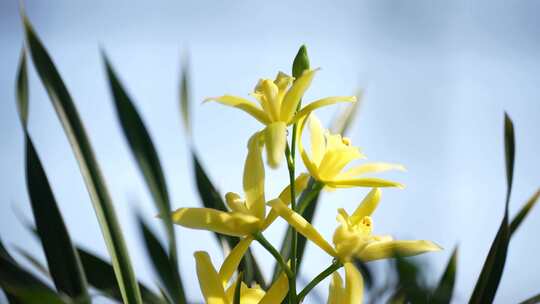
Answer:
top-left (350, 188), bottom-right (382, 224)
top-left (244, 133), bottom-right (266, 220)
top-left (336, 163), bottom-right (406, 180)
top-left (206, 95), bottom-right (270, 125)
top-left (358, 240), bottom-right (442, 262)
top-left (194, 251), bottom-right (229, 304)
top-left (171, 208), bottom-right (260, 237)
top-left (328, 272), bottom-right (345, 304)
top-left (258, 272), bottom-right (289, 304)
top-left (291, 96), bottom-right (357, 124)
top-left (261, 173), bottom-right (310, 230)
top-left (218, 236), bottom-right (254, 287)
top-left (280, 69), bottom-right (319, 122)
top-left (263, 122), bottom-right (287, 168)
top-left (325, 177), bottom-right (404, 189)
top-left (267, 199), bottom-right (337, 257)
top-left (297, 115), bottom-right (321, 179)
top-left (344, 262), bottom-right (364, 304)
top-left (308, 115), bottom-right (326, 166)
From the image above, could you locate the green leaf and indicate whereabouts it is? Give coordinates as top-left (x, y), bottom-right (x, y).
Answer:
top-left (0, 239), bottom-right (62, 303)
top-left (233, 271), bottom-right (243, 304)
top-left (469, 113), bottom-right (515, 303)
top-left (137, 215), bottom-right (186, 304)
top-left (16, 48), bottom-right (29, 127)
top-left (519, 293), bottom-right (540, 304)
top-left (13, 247), bottom-right (50, 278)
top-left (510, 188), bottom-right (540, 237)
top-left (179, 58), bottom-right (191, 135)
top-left (76, 247), bottom-right (164, 304)
top-left (22, 14), bottom-right (142, 304)
top-left (292, 45), bottom-right (310, 79)
top-left (431, 247), bottom-right (458, 304)
top-left (102, 55), bottom-right (183, 302)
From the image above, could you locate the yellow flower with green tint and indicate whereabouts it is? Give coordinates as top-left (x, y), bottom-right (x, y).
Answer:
top-left (298, 114), bottom-right (405, 189)
top-left (169, 132), bottom-right (309, 237)
top-left (327, 263), bottom-right (364, 304)
top-left (268, 188), bottom-right (441, 304)
top-left (194, 251), bottom-right (289, 304)
top-left (206, 70), bottom-right (356, 168)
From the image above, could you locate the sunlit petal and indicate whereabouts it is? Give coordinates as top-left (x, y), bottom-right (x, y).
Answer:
top-left (350, 188), bottom-right (382, 224)
top-left (308, 115), bottom-right (326, 166)
top-left (291, 96), bottom-right (357, 124)
top-left (258, 273), bottom-right (289, 304)
top-left (244, 133), bottom-right (266, 219)
top-left (263, 122), bottom-right (287, 168)
top-left (205, 95), bottom-right (270, 125)
top-left (194, 251), bottom-right (229, 304)
top-left (325, 177), bottom-right (404, 189)
top-left (336, 163), bottom-right (406, 180)
top-left (343, 262), bottom-right (364, 304)
top-left (297, 115), bottom-right (320, 179)
top-left (218, 236), bottom-right (254, 287)
top-left (171, 208), bottom-right (260, 237)
top-left (358, 240), bottom-right (442, 262)
top-left (328, 272), bottom-right (344, 304)
top-left (268, 199), bottom-right (337, 256)
top-left (280, 69), bottom-right (319, 122)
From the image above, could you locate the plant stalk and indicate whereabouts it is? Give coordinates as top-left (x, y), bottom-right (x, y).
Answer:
top-left (298, 260), bottom-right (343, 302)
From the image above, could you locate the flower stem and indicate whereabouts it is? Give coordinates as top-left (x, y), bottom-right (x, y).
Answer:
top-left (297, 181), bottom-right (323, 215)
top-left (298, 260), bottom-right (343, 302)
top-left (285, 142), bottom-right (298, 304)
top-left (254, 232), bottom-right (295, 301)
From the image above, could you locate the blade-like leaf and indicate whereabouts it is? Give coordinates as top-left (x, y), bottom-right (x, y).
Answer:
top-left (137, 215), bottom-right (186, 304)
top-left (510, 188), bottom-right (540, 237)
top-left (519, 293), bottom-right (540, 304)
top-left (432, 247), bottom-right (458, 304)
top-left (103, 55), bottom-right (183, 302)
top-left (0, 239), bottom-right (62, 303)
top-left (22, 15), bottom-right (142, 304)
top-left (16, 49), bottom-right (28, 126)
top-left (469, 113), bottom-right (515, 303)
top-left (179, 58), bottom-right (191, 135)
top-left (233, 272), bottom-right (243, 304)
top-left (76, 247), bottom-right (164, 304)
top-left (192, 153), bottom-right (265, 287)
top-left (14, 247), bottom-right (50, 279)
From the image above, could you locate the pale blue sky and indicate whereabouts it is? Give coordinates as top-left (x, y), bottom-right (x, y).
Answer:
top-left (1, 1), bottom-right (539, 303)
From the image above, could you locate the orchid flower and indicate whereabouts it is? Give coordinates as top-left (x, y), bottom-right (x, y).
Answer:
top-left (298, 114), bottom-right (405, 189)
top-left (206, 70), bottom-right (356, 168)
top-left (194, 250), bottom-right (289, 304)
top-left (268, 188), bottom-right (441, 304)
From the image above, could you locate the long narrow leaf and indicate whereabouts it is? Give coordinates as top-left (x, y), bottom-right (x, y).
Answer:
top-left (432, 247), bottom-right (458, 304)
top-left (103, 55), bottom-right (184, 303)
top-left (469, 113), bottom-right (515, 303)
top-left (76, 247), bottom-right (164, 304)
top-left (137, 215), bottom-right (186, 304)
top-left (179, 58), bottom-right (191, 135)
top-left (510, 188), bottom-right (540, 237)
top-left (519, 293), bottom-right (540, 304)
top-left (22, 15), bottom-right (142, 304)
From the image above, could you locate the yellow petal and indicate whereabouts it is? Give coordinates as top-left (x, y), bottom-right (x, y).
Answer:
top-left (218, 236), bottom-right (254, 287)
top-left (336, 163), bottom-right (406, 180)
top-left (244, 133), bottom-right (266, 220)
top-left (350, 188), bottom-right (381, 224)
top-left (328, 272), bottom-right (345, 304)
top-left (263, 122), bottom-right (287, 168)
top-left (325, 177), bottom-right (404, 189)
top-left (225, 192), bottom-right (249, 213)
top-left (343, 262), bottom-right (364, 304)
top-left (258, 272), bottom-right (289, 304)
top-left (260, 79), bottom-right (281, 121)
top-left (291, 96), bottom-right (357, 124)
top-left (267, 199), bottom-right (337, 257)
top-left (317, 148), bottom-right (363, 180)
top-left (205, 95), bottom-right (270, 125)
top-left (358, 240), bottom-right (442, 262)
top-left (194, 251), bottom-right (229, 304)
top-left (261, 173), bottom-right (311, 230)
top-left (225, 281), bottom-right (264, 304)
top-left (297, 115), bottom-right (321, 179)
top-left (171, 208), bottom-right (260, 237)
top-left (280, 69), bottom-right (319, 123)
top-left (308, 115), bottom-right (326, 167)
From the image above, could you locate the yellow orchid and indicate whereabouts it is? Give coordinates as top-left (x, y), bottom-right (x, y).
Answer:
top-left (194, 250), bottom-right (289, 304)
top-left (327, 263), bottom-right (364, 304)
top-left (268, 188), bottom-right (441, 304)
top-left (206, 70), bottom-right (356, 168)
top-left (170, 132), bottom-right (309, 238)
top-left (298, 114), bottom-right (405, 189)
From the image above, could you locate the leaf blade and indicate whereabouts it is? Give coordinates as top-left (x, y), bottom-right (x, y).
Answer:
top-left (432, 247), bottom-right (458, 304)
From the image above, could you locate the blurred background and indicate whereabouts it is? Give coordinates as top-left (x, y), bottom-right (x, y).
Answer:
top-left (1, 1), bottom-right (539, 303)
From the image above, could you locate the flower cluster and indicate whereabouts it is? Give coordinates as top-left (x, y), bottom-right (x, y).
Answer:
top-left (169, 51), bottom-right (440, 303)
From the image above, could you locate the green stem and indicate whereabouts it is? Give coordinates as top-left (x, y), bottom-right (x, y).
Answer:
top-left (298, 260), bottom-right (343, 302)
top-left (254, 232), bottom-right (294, 282)
top-left (285, 143), bottom-right (298, 304)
